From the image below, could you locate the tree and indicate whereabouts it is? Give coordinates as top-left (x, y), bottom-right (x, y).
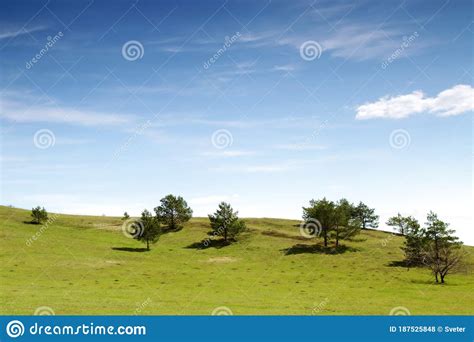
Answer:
top-left (333, 199), bottom-right (361, 247)
top-left (421, 211), bottom-right (463, 284)
top-left (135, 209), bottom-right (161, 251)
top-left (303, 198), bottom-right (336, 247)
top-left (154, 194), bottom-right (193, 231)
top-left (387, 214), bottom-right (424, 266)
top-left (208, 202), bottom-right (246, 243)
top-left (352, 202), bottom-right (379, 229)
top-left (386, 213), bottom-right (409, 235)
top-left (31, 206), bottom-right (48, 224)
top-left (401, 217), bottom-right (424, 267)
top-left (122, 212), bottom-right (130, 220)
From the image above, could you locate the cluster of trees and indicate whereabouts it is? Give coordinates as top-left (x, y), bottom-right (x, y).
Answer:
top-left (125, 195), bottom-right (245, 250)
top-left (29, 197), bottom-right (464, 284)
top-left (387, 211), bottom-right (464, 283)
top-left (123, 194), bottom-right (193, 250)
top-left (302, 198), bottom-right (378, 248)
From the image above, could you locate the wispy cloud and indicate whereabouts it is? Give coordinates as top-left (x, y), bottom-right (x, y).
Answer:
top-left (320, 25), bottom-right (400, 60)
top-left (150, 114), bottom-right (319, 129)
top-left (211, 164), bottom-right (293, 173)
top-left (356, 84), bottom-right (474, 120)
top-left (56, 138), bottom-right (94, 145)
top-left (275, 22), bottom-right (423, 61)
top-left (272, 64), bottom-right (297, 72)
top-left (0, 25), bottom-right (47, 40)
top-left (275, 143), bottom-right (326, 151)
top-left (201, 150), bottom-right (256, 158)
top-left (238, 31), bottom-right (279, 46)
top-left (1, 98), bottom-right (135, 126)
top-left (311, 2), bottom-right (356, 19)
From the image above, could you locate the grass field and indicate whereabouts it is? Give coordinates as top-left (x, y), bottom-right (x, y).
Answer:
top-left (0, 205), bottom-right (473, 315)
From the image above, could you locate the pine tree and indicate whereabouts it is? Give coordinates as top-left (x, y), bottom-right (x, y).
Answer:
top-left (208, 202), bottom-right (246, 243)
top-left (352, 202), bottom-right (379, 229)
top-left (154, 194), bottom-right (193, 231)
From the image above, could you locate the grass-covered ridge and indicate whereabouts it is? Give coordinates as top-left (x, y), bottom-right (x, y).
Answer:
top-left (0, 205), bottom-right (472, 315)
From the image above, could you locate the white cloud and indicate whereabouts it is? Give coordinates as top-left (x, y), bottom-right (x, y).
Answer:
top-left (244, 165), bottom-right (290, 173)
top-left (311, 3), bottom-right (355, 19)
top-left (273, 64), bottom-right (297, 72)
top-left (211, 164), bottom-right (292, 173)
top-left (427, 85), bottom-right (474, 116)
top-left (238, 31), bottom-right (278, 46)
top-left (1, 99), bottom-right (134, 126)
top-left (56, 138), bottom-right (94, 145)
top-left (0, 25), bottom-right (47, 40)
top-left (321, 25), bottom-right (401, 60)
top-left (276, 23), bottom-right (424, 61)
top-left (275, 143), bottom-right (326, 151)
top-left (356, 84), bottom-right (474, 120)
top-left (201, 150), bottom-right (256, 158)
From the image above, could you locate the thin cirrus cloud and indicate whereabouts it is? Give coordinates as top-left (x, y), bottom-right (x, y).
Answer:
top-left (272, 64), bottom-right (297, 72)
top-left (201, 150), bottom-right (256, 158)
top-left (210, 164), bottom-right (293, 173)
top-left (355, 84), bottom-right (474, 120)
top-left (1, 99), bottom-right (135, 126)
top-left (274, 23), bottom-right (420, 61)
top-left (320, 25), bottom-right (404, 61)
top-left (275, 143), bottom-right (326, 151)
top-left (0, 25), bottom-right (47, 40)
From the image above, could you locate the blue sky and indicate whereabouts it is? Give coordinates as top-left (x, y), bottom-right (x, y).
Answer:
top-left (0, 0), bottom-right (473, 243)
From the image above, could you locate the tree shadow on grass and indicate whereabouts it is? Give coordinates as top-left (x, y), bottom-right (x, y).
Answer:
top-left (162, 226), bottom-right (183, 234)
top-left (23, 221), bottom-right (40, 225)
top-left (282, 243), bottom-right (359, 255)
top-left (111, 247), bottom-right (149, 252)
top-left (185, 239), bottom-right (231, 250)
top-left (409, 279), bottom-right (438, 285)
top-left (386, 260), bottom-right (410, 268)
top-left (348, 237), bottom-right (367, 242)
top-left (386, 260), bottom-right (428, 269)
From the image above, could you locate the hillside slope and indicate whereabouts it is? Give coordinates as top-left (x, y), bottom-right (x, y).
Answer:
top-left (0, 205), bottom-right (472, 315)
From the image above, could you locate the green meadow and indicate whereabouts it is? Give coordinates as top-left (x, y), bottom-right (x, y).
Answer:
top-left (0, 205), bottom-right (472, 315)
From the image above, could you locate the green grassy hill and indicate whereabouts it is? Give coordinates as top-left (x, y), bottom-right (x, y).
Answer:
top-left (0, 205), bottom-right (472, 315)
